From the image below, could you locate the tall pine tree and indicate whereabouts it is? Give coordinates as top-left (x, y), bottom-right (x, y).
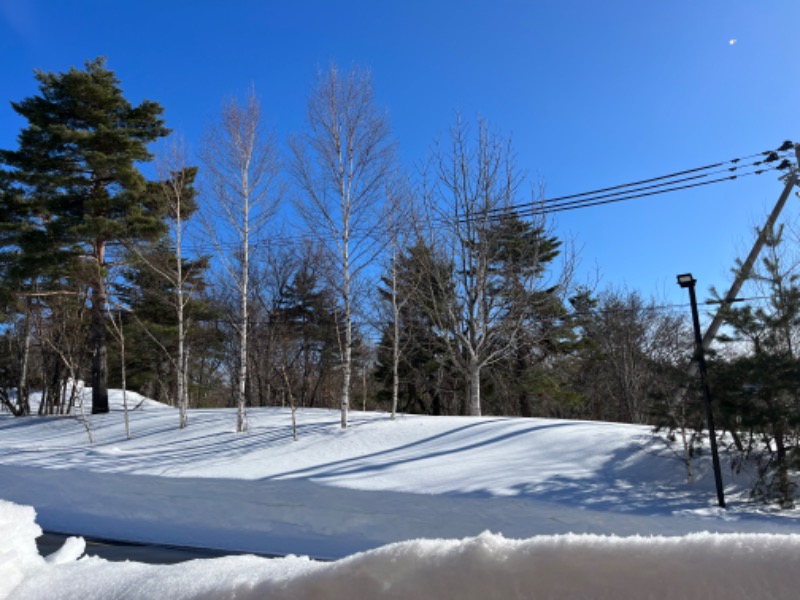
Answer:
top-left (0, 58), bottom-right (171, 413)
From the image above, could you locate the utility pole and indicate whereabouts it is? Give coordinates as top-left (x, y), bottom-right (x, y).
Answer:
top-left (701, 143), bottom-right (799, 348)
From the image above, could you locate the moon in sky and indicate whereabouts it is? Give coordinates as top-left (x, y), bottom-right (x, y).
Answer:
top-left (729, 39), bottom-right (737, 45)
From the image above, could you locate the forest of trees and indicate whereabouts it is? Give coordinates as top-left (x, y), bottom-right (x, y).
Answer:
top-left (2, 58), bottom-right (800, 504)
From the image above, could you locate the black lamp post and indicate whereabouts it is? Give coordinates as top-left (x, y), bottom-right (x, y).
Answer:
top-left (677, 273), bottom-right (726, 508)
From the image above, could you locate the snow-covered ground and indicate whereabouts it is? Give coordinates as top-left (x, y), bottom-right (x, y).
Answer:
top-left (2, 390), bottom-right (800, 598)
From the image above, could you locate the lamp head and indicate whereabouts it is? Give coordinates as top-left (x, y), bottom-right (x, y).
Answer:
top-left (677, 273), bottom-right (696, 289)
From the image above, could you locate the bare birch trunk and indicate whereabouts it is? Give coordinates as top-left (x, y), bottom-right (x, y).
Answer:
top-left (238, 197), bottom-right (250, 433)
top-left (118, 315), bottom-right (131, 440)
top-left (279, 365), bottom-right (299, 442)
top-left (340, 297), bottom-right (351, 427)
top-left (390, 253), bottom-right (400, 420)
top-left (340, 220), bottom-right (351, 428)
top-left (174, 170), bottom-right (188, 430)
top-left (202, 89), bottom-right (280, 434)
top-left (290, 65), bottom-right (395, 428)
top-left (75, 381), bottom-right (94, 445)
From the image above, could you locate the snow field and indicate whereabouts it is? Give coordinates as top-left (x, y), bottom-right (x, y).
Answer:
top-left (4, 390), bottom-right (800, 597)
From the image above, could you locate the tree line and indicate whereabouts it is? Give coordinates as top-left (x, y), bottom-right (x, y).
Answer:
top-left (2, 57), bottom-right (800, 504)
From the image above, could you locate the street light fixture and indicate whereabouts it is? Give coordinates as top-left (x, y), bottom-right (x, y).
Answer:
top-left (676, 273), bottom-right (726, 508)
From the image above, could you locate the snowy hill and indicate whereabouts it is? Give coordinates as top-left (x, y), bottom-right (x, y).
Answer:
top-left (3, 392), bottom-right (800, 598)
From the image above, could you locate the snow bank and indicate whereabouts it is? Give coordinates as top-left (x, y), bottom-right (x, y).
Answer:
top-left (27, 386), bottom-right (172, 413)
top-left (4, 499), bottom-right (800, 600)
top-left (0, 500), bottom-right (44, 598)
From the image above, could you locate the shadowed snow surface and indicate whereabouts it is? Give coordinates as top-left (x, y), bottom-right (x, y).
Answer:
top-left (2, 390), bottom-right (800, 598)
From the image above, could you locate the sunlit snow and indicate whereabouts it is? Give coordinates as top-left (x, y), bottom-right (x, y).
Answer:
top-left (2, 389), bottom-right (800, 598)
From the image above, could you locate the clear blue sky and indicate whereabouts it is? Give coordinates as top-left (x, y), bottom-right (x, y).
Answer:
top-left (2, 0), bottom-right (799, 308)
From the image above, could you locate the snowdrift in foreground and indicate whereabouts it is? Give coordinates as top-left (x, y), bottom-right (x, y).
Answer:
top-left (3, 500), bottom-right (800, 600)
top-left (0, 501), bottom-right (43, 597)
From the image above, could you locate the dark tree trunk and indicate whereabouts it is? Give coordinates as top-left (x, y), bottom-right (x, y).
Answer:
top-left (90, 279), bottom-right (109, 414)
top-left (431, 390), bottom-right (442, 416)
top-left (517, 352), bottom-right (532, 418)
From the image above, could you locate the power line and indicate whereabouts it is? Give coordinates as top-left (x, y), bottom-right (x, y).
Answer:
top-left (471, 142), bottom-right (796, 221)
top-left (514, 164), bottom-right (786, 218)
top-left (493, 145), bottom-right (792, 214)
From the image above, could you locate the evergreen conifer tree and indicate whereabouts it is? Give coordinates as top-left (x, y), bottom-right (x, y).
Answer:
top-left (272, 255), bottom-right (340, 408)
top-left (0, 57), bottom-right (171, 413)
top-left (713, 224), bottom-right (800, 507)
top-left (375, 240), bottom-right (455, 415)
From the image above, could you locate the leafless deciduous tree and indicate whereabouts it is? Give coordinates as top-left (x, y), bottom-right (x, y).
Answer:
top-left (381, 174), bottom-right (419, 420)
top-left (290, 65), bottom-right (396, 428)
top-left (582, 288), bottom-right (689, 424)
top-left (107, 307), bottom-right (131, 440)
top-left (127, 140), bottom-right (198, 428)
top-left (426, 116), bottom-right (566, 417)
top-left (202, 89), bottom-right (282, 432)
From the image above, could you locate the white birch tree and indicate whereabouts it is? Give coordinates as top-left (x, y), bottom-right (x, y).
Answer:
top-left (127, 141), bottom-right (199, 428)
top-left (290, 65), bottom-right (395, 428)
top-left (202, 89), bottom-right (282, 433)
top-left (381, 174), bottom-right (418, 420)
